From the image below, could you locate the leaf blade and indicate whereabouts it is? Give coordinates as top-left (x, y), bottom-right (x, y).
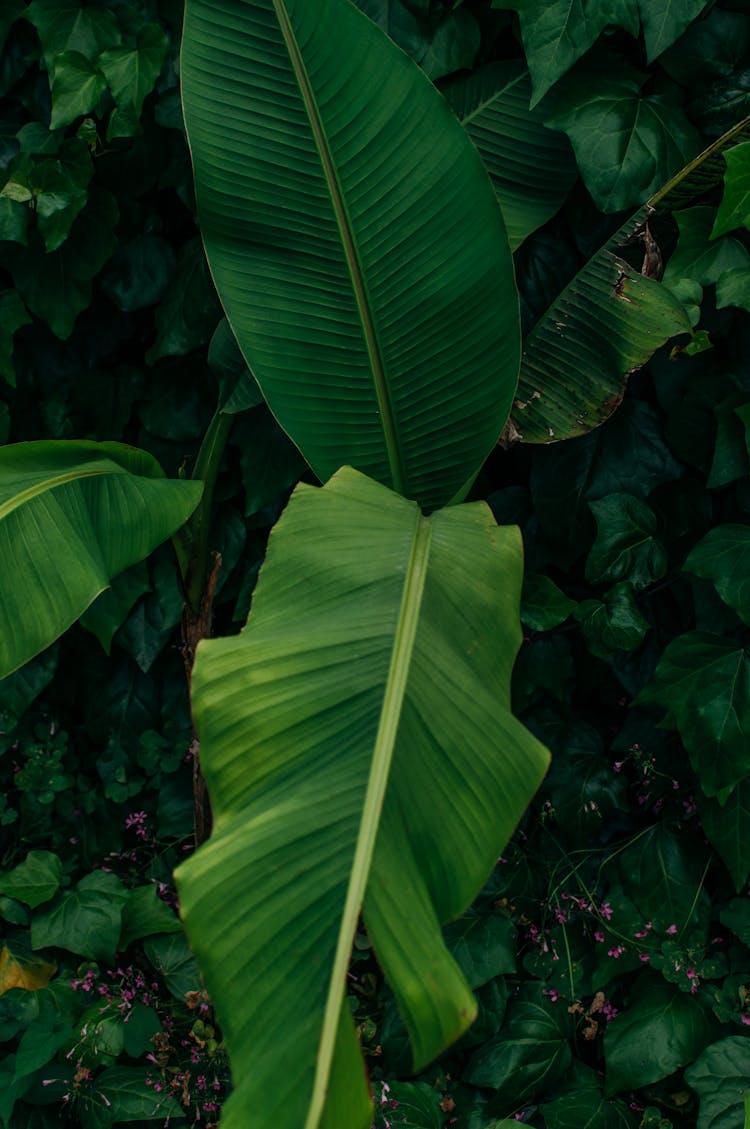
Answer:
top-left (177, 468), bottom-right (549, 1129)
top-left (181, 0), bottom-right (520, 509)
top-left (0, 441), bottom-right (202, 677)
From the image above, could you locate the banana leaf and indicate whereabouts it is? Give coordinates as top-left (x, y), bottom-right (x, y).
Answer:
top-left (181, 0), bottom-right (520, 510)
top-left (442, 60), bottom-right (578, 251)
top-left (0, 441), bottom-right (202, 677)
top-left (177, 467), bottom-right (549, 1129)
top-left (511, 117), bottom-right (750, 443)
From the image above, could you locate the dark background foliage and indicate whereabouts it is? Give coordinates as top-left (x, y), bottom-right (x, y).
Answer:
top-left (0, 0), bottom-right (749, 1126)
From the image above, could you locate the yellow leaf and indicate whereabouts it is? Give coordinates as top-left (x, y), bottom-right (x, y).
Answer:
top-left (0, 945), bottom-right (56, 993)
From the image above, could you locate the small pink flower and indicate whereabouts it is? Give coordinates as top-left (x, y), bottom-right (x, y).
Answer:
top-left (639, 953), bottom-right (650, 962)
top-left (599, 903), bottom-right (613, 920)
top-left (666, 924), bottom-right (677, 935)
top-left (594, 931), bottom-right (605, 943)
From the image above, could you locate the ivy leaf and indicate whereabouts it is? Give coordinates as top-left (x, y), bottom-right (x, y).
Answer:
top-left (715, 266), bottom-right (750, 312)
top-left (0, 852), bottom-right (62, 909)
top-left (0, 947), bottom-right (56, 995)
top-left (708, 397), bottom-right (750, 490)
top-left (14, 1008), bottom-right (71, 1081)
top-left (78, 1065), bottom-right (184, 1127)
top-left (0, 290), bottom-right (30, 387)
top-left (711, 141), bottom-right (750, 238)
top-left (23, 0), bottom-right (121, 72)
top-left (0, 197), bottom-right (30, 245)
top-left (664, 206), bottom-right (750, 289)
top-left (119, 885), bottom-right (181, 949)
top-left (586, 493), bottom-right (667, 590)
top-left (49, 51), bottom-right (106, 131)
top-left (720, 896), bottom-right (750, 947)
top-left (30, 871), bottom-right (128, 963)
top-left (604, 975), bottom-right (715, 1095)
top-left (660, 9), bottom-right (750, 85)
top-left (698, 781), bottom-right (750, 892)
top-left (100, 235), bottom-right (176, 313)
top-left (532, 399), bottom-right (684, 564)
top-left (442, 913), bottom-right (516, 990)
top-left (683, 525), bottom-right (750, 626)
top-left (375, 1083), bottom-right (444, 1129)
top-left (521, 573), bottom-right (577, 632)
top-left (692, 70), bottom-right (750, 140)
top-left (499, 0), bottom-right (640, 106)
top-left (98, 24), bottom-right (169, 141)
top-left (542, 723), bottom-right (629, 845)
top-left (545, 61), bottom-right (702, 212)
top-left (542, 1064), bottom-right (637, 1129)
top-left (637, 0), bottom-right (712, 63)
top-left (146, 237), bottom-right (221, 364)
top-left (575, 582), bottom-right (649, 658)
top-left (32, 148), bottom-right (92, 252)
top-left (684, 1037), bottom-right (750, 1129)
top-left (143, 933), bottom-right (201, 1001)
top-left (7, 187), bottom-right (118, 338)
top-left (636, 632), bottom-right (750, 797)
top-left (500, 0), bottom-right (708, 106)
top-left (611, 824), bottom-right (710, 932)
top-left (465, 985), bottom-right (573, 1116)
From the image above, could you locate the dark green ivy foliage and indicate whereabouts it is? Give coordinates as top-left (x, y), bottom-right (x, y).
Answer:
top-left (0, 0), bottom-right (749, 1127)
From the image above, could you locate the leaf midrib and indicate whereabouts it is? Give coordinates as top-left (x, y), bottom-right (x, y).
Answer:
top-left (459, 68), bottom-right (525, 129)
top-left (0, 465), bottom-right (119, 522)
top-left (305, 510), bottom-right (433, 1129)
top-left (273, 0), bottom-right (406, 496)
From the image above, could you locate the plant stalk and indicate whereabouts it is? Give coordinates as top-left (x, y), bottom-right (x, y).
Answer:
top-left (176, 408), bottom-right (235, 847)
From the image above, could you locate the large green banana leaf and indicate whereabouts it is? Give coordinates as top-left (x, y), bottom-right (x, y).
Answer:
top-left (0, 441), bottom-right (202, 678)
top-left (177, 467), bottom-right (549, 1129)
top-left (511, 118), bottom-right (750, 444)
top-left (181, 0), bottom-right (520, 511)
top-left (442, 60), bottom-right (578, 251)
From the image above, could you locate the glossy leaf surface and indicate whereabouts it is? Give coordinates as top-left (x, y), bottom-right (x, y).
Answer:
top-left (177, 468), bottom-right (549, 1129)
top-left (699, 782), bottom-right (750, 892)
top-left (637, 632), bottom-right (750, 797)
top-left (505, 0), bottom-right (710, 105)
top-left (684, 1037), bottom-right (750, 1129)
top-left (181, 0), bottom-right (520, 509)
top-left (683, 524), bottom-right (750, 625)
top-left (711, 140), bottom-right (750, 237)
top-left (545, 60), bottom-right (701, 213)
top-left (0, 441), bottom-right (202, 678)
top-left (604, 976), bottom-right (714, 1095)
